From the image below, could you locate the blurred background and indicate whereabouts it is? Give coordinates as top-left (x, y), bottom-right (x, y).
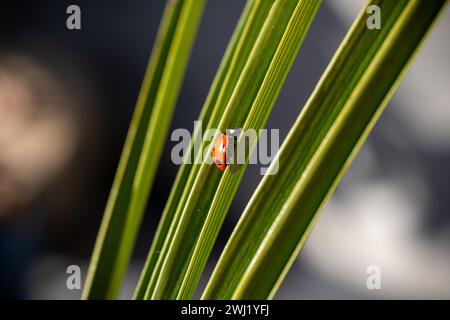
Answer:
top-left (0, 0), bottom-right (449, 299)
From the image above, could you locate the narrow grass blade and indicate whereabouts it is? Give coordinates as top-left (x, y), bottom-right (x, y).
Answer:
top-left (204, 0), bottom-right (447, 300)
top-left (133, 0), bottom-right (259, 299)
top-left (82, 0), bottom-right (205, 299)
top-left (150, 0), bottom-right (321, 300)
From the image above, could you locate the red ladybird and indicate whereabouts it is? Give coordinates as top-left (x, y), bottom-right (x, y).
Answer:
top-left (211, 134), bottom-right (228, 171)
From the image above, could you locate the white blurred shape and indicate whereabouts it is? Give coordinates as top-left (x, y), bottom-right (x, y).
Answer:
top-left (393, 9), bottom-right (450, 150)
top-left (329, 0), bottom-right (450, 150)
top-left (302, 163), bottom-right (450, 298)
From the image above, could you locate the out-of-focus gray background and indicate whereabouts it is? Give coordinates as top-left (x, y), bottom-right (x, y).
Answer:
top-left (0, 0), bottom-right (448, 299)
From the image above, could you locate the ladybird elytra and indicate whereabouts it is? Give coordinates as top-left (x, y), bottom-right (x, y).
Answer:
top-left (211, 133), bottom-right (228, 171)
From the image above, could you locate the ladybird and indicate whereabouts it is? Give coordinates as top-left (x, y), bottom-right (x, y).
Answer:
top-left (211, 133), bottom-right (228, 171)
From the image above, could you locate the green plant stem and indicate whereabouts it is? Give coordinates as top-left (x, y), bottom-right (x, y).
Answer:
top-left (82, 0), bottom-right (205, 299)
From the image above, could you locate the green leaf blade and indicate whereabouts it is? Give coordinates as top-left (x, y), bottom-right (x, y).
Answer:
top-left (204, 0), bottom-right (447, 300)
top-left (149, 0), bottom-right (321, 300)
